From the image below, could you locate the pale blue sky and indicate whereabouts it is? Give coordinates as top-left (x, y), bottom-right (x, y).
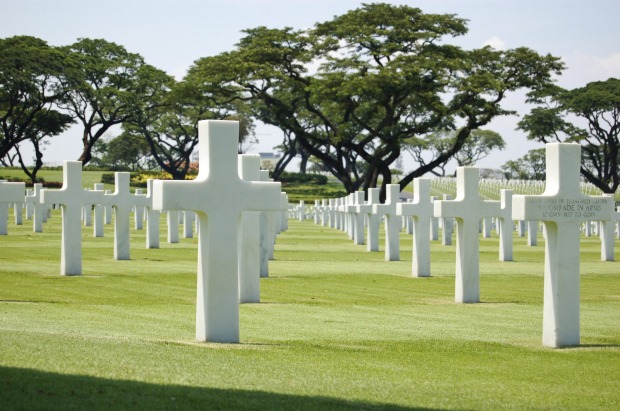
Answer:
top-left (3, 0), bottom-right (620, 171)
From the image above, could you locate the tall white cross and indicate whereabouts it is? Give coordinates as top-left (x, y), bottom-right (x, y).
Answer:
top-left (434, 167), bottom-right (500, 303)
top-left (372, 184), bottom-right (402, 261)
top-left (133, 189), bottom-right (146, 231)
top-left (128, 180), bottom-right (159, 248)
top-left (441, 194), bottom-right (454, 246)
top-left (14, 201), bottom-right (23, 225)
top-left (280, 193), bottom-right (289, 232)
top-left (328, 199), bottom-right (336, 228)
top-left (93, 183), bottom-right (105, 237)
top-left (41, 161), bottom-right (105, 275)
top-left (429, 196), bottom-right (439, 241)
top-left (498, 189), bottom-right (513, 261)
top-left (25, 183), bottom-right (44, 233)
top-left (513, 143), bottom-right (614, 347)
top-left (397, 178), bottom-right (433, 277)
top-left (144, 180), bottom-right (160, 249)
top-left (104, 173), bottom-right (133, 260)
top-left (599, 194), bottom-right (616, 261)
top-left (238, 154), bottom-right (262, 304)
top-left (153, 120), bottom-right (281, 343)
top-left (347, 192), bottom-right (366, 245)
top-left (258, 170), bottom-right (276, 277)
top-left (355, 188), bottom-right (381, 252)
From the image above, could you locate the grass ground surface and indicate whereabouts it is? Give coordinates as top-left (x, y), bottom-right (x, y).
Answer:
top-left (0, 211), bottom-right (619, 410)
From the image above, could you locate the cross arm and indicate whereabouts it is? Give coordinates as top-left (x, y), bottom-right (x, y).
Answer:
top-left (0, 182), bottom-right (26, 203)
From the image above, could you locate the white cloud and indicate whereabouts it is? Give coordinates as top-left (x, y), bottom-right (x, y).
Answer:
top-left (560, 50), bottom-right (620, 88)
top-left (482, 36), bottom-right (506, 51)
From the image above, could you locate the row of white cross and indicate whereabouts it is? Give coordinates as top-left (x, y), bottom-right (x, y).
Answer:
top-left (0, 121), bottom-right (289, 344)
top-left (304, 144), bottom-right (618, 348)
top-left (0, 123), bottom-right (617, 348)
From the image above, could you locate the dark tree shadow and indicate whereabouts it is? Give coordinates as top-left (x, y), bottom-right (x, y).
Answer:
top-left (0, 366), bottom-right (442, 411)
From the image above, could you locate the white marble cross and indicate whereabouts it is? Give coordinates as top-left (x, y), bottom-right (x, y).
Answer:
top-left (167, 211), bottom-right (180, 243)
top-left (104, 173), bottom-right (133, 260)
top-left (41, 161), bottom-right (105, 275)
top-left (280, 193), bottom-right (289, 232)
top-left (13, 202), bottom-right (23, 225)
top-left (144, 180), bottom-right (160, 249)
top-left (498, 189), bottom-right (513, 261)
top-left (348, 192), bottom-right (366, 245)
top-left (434, 167), bottom-right (500, 303)
top-left (527, 221), bottom-right (538, 246)
top-left (397, 178), bottom-right (433, 277)
top-left (259, 170), bottom-right (276, 277)
top-left (512, 143), bottom-right (614, 348)
top-left (441, 194), bottom-right (454, 246)
top-left (25, 183), bottom-right (44, 233)
top-left (153, 120), bottom-right (282, 343)
top-left (183, 211), bottom-right (195, 238)
top-left (0, 181), bottom-right (26, 235)
top-left (238, 154), bottom-right (262, 303)
top-left (104, 190), bottom-right (113, 225)
top-left (372, 184), bottom-right (402, 261)
top-left (133, 189), bottom-right (146, 231)
top-left (93, 183), bottom-right (105, 237)
top-left (482, 217), bottom-right (492, 238)
top-left (429, 196), bottom-right (439, 241)
top-left (321, 199), bottom-right (329, 227)
top-left (313, 200), bottom-right (321, 225)
top-left (599, 194), bottom-right (616, 261)
top-left (357, 188), bottom-right (381, 252)
top-left (25, 188), bottom-right (34, 220)
top-left (127, 181), bottom-right (158, 248)
top-left (328, 199), bottom-right (336, 229)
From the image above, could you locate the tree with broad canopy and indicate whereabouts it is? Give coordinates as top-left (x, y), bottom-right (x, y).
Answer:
top-left (185, 3), bottom-right (563, 199)
top-left (518, 78), bottom-right (620, 193)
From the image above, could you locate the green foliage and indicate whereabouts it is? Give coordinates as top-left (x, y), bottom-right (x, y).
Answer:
top-left (91, 132), bottom-right (153, 171)
top-left (501, 148), bottom-right (546, 180)
top-left (0, 217), bottom-right (618, 410)
top-left (519, 78), bottom-right (620, 193)
top-left (0, 36), bottom-right (74, 180)
top-left (59, 38), bottom-right (167, 166)
top-left (101, 171), bottom-right (164, 188)
top-left (405, 128), bottom-right (506, 176)
top-left (277, 171), bottom-right (328, 185)
top-left (0, 173), bottom-right (59, 187)
top-left (187, 4), bottom-right (563, 196)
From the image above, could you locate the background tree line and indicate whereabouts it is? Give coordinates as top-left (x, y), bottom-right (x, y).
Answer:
top-left (1, 3), bottom-right (618, 194)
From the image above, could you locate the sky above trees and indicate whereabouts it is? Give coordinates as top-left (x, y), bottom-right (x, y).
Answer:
top-left (2, 0), bottom-right (619, 171)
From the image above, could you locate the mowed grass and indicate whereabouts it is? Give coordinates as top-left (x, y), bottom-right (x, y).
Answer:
top-left (0, 211), bottom-right (619, 410)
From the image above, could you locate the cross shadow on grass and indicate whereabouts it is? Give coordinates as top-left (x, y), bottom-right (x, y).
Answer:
top-left (0, 366), bottom-right (439, 411)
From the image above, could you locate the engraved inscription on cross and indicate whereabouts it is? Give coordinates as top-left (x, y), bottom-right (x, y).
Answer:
top-left (512, 143), bottom-right (614, 348)
top-left (434, 167), bottom-right (500, 303)
top-left (153, 120), bottom-right (281, 344)
top-left (41, 161), bottom-right (106, 276)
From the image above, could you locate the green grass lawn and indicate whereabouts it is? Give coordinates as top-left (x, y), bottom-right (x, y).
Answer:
top-left (0, 212), bottom-right (619, 410)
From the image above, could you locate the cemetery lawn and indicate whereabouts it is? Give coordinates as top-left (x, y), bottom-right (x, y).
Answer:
top-left (1, 216), bottom-right (619, 410)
